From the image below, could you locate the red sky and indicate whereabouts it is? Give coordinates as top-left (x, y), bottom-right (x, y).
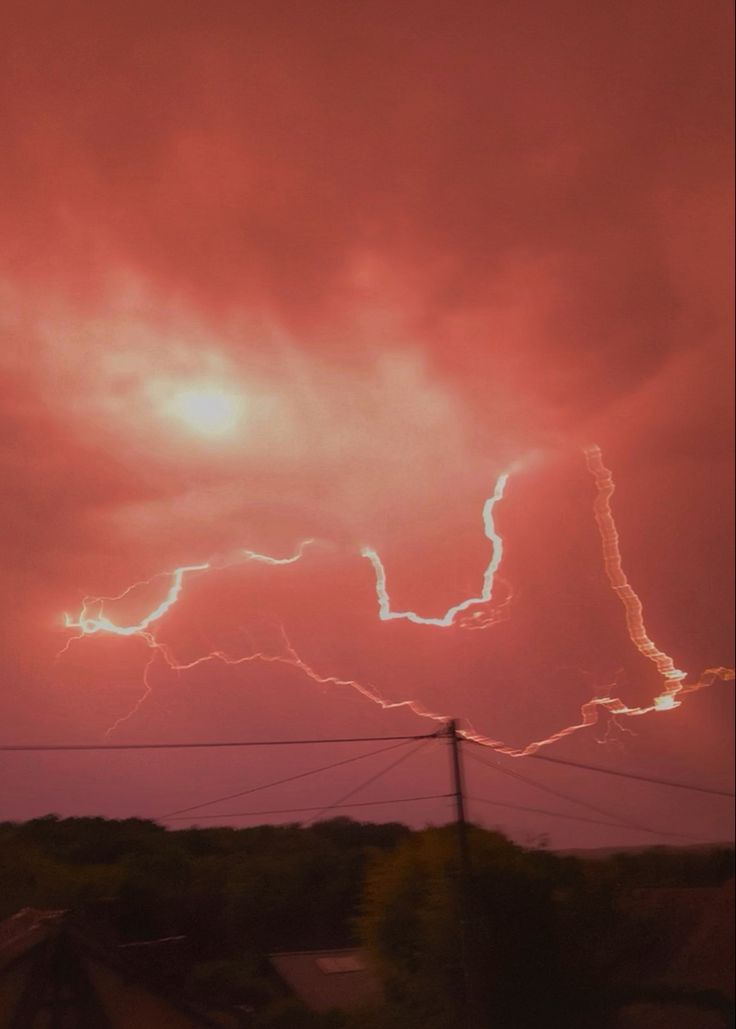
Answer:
top-left (1, 0), bottom-right (733, 848)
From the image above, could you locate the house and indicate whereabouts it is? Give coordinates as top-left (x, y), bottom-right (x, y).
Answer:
top-left (268, 948), bottom-right (382, 1013)
top-left (0, 908), bottom-right (237, 1028)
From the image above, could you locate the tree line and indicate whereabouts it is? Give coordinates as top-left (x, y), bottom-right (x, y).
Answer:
top-left (0, 815), bottom-right (732, 1028)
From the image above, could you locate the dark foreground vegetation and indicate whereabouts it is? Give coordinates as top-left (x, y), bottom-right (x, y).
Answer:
top-left (0, 815), bottom-right (733, 1028)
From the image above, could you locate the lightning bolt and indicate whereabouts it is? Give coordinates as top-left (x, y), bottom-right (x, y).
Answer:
top-left (452, 447), bottom-right (734, 756)
top-left (60, 542), bottom-right (322, 735)
top-left (62, 543), bottom-right (317, 643)
top-left (453, 666), bottom-right (734, 757)
top-left (58, 451), bottom-right (732, 752)
top-left (63, 563), bottom-right (210, 639)
top-left (58, 481), bottom-right (512, 734)
top-left (361, 472), bottom-right (508, 627)
top-left (103, 624), bottom-right (452, 739)
top-left (583, 445), bottom-right (734, 715)
top-left (584, 446), bottom-right (687, 698)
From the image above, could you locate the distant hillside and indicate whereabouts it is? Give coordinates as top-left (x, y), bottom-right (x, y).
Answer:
top-left (557, 842), bottom-right (734, 860)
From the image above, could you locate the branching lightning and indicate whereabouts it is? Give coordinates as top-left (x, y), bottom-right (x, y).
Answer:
top-left (62, 543), bottom-right (316, 643)
top-left (452, 448), bottom-right (734, 756)
top-left (59, 450), bottom-right (733, 752)
top-left (63, 564), bottom-right (210, 640)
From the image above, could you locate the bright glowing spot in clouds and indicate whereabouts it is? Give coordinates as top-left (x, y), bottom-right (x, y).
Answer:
top-left (166, 387), bottom-right (243, 437)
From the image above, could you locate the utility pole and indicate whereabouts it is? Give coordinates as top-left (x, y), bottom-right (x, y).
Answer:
top-left (448, 719), bottom-right (472, 881)
top-left (447, 719), bottom-right (479, 1029)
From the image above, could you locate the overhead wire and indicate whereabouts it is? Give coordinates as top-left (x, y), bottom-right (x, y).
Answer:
top-left (466, 795), bottom-right (659, 834)
top-left (305, 739), bottom-right (435, 824)
top-left (165, 793), bottom-right (451, 822)
top-left (2, 726), bottom-right (731, 831)
top-left (466, 749), bottom-right (704, 842)
top-left (467, 748), bottom-right (657, 835)
top-left (524, 750), bottom-right (735, 798)
top-left (0, 733), bottom-right (434, 752)
top-left (160, 738), bottom-right (418, 819)
top-left (1, 734), bottom-right (730, 798)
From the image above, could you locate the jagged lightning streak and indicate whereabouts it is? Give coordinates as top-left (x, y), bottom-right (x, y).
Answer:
top-left (584, 444), bottom-right (733, 715)
top-left (453, 447), bottom-right (736, 756)
top-left (59, 450), bottom-right (732, 752)
top-left (59, 501), bottom-right (512, 734)
top-left (361, 472), bottom-right (509, 627)
top-left (63, 564), bottom-right (210, 639)
top-left (60, 542), bottom-right (322, 735)
top-left (104, 651), bottom-right (159, 737)
top-left (124, 625), bottom-right (454, 729)
top-left (585, 445), bottom-right (687, 702)
top-left (62, 543), bottom-right (316, 642)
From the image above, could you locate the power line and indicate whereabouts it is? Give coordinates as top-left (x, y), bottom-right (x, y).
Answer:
top-left (165, 793), bottom-right (451, 822)
top-left (160, 738), bottom-right (416, 819)
top-left (3, 736), bottom-right (730, 800)
top-left (524, 751), bottom-right (735, 798)
top-left (466, 749), bottom-right (659, 837)
top-left (4, 734), bottom-right (734, 797)
top-left (466, 750), bottom-right (703, 843)
top-left (4, 726), bottom-right (731, 822)
top-left (467, 794), bottom-right (712, 843)
top-left (0, 733), bottom-right (435, 752)
top-left (467, 795), bottom-right (653, 833)
top-left (306, 739), bottom-right (433, 824)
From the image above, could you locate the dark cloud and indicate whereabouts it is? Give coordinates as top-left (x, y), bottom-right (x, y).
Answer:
top-left (0, 0), bottom-right (732, 844)
top-left (2, 1), bottom-right (732, 427)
